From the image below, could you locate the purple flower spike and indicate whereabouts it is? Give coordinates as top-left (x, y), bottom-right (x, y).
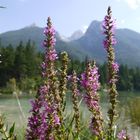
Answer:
top-left (102, 8), bottom-right (117, 49)
top-left (117, 130), bottom-right (133, 140)
top-left (102, 6), bottom-right (120, 137)
top-left (53, 114), bottom-right (60, 125)
top-left (46, 49), bottom-right (58, 61)
top-left (26, 17), bottom-right (60, 140)
top-left (81, 64), bottom-right (100, 92)
top-left (117, 130), bottom-right (127, 140)
top-left (112, 62), bottom-right (119, 73)
top-left (81, 62), bottom-right (103, 138)
top-left (43, 17), bottom-right (56, 48)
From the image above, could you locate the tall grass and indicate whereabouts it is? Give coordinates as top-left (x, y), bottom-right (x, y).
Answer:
top-left (125, 97), bottom-right (140, 127)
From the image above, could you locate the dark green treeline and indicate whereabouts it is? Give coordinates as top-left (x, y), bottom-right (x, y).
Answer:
top-left (0, 41), bottom-right (140, 92)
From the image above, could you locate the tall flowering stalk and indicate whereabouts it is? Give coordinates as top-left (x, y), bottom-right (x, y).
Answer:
top-left (56, 51), bottom-right (69, 138)
top-left (71, 71), bottom-right (80, 139)
top-left (102, 6), bottom-right (119, 137)
top-left (42, 17), bottom-right (61, 139)
top-left (59, 51), bottom-right (69, 115)
top-left (26, 17), bottom-right (61, 140)
top-left (81, 61), bottom-right (103, 139)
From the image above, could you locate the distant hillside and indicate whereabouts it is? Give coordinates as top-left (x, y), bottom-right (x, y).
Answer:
top-left (0, 26), bottom-right (44, 48)
top-left (1, 21), bottom-right (140, 66)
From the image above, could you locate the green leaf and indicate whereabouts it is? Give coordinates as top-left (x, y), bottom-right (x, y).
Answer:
top-left (9, 123), bottom-right (15, 137)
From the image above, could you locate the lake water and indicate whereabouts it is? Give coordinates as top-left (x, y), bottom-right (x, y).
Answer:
top-left (0, 91), bottom-right (140, 125)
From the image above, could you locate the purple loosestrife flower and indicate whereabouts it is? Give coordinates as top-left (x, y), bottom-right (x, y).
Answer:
top-left (44, 22), bottom-right (56, 47)
top-left (81, 63), bottom-right (100, 93)
top-left (43, 17), bottom-right (58, 81)
top-left (42, 17), bottom-right (58, 81)
top-left (102, 6), bottom-right (119, 138)
top-left (117, 130), bottom-right (127, 140)
top-left (42, 17), bottom-right (62, 139)
top-left (46, 49), bottom-right (58, 61)
top-left (41, 62), bottom-right (46, 69)
top-left (0, 54), bottom-right (2, 63)
top-left (26, 17), bottom-right (60, 140)
top-left (112, 62), bottom-right (119, 73)
top-left (43, 24), bottom-right (56, 47)
top-left (102, 14), bottom-right (117, 49)
top-left (26, 85), bottom-right (50, 140)
top-left (81, 62), bottom-right (103, 138)
top-left (26, 90), bottom-right (43, 140)
top-left (41, 17), bottom-right (61, 139)
top-left (53, 113), bottom-right (60, 125)
top-left (117, 130), bottom-right (132, 140)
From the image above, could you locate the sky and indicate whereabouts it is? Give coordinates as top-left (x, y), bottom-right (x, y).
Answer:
top-left (0, 0), bottom-right (140, 37)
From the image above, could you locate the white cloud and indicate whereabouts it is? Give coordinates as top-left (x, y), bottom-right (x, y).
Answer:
top-left (125, 0), bottom-right (140, 9)
top-left (116, 0), bottom-right (140, 9)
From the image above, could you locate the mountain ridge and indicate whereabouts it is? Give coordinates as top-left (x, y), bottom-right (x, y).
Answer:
top-left (0, 20), bottom-right (140, 66)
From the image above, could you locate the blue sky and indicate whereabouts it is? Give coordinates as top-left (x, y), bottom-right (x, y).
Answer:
top-left (0, 0), bottom-right (140, 36)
